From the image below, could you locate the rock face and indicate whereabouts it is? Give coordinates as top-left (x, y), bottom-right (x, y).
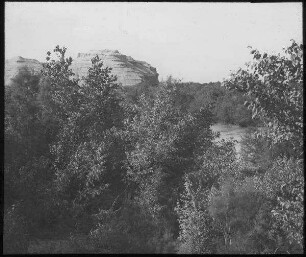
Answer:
top-left (5, 56), bottom-right (43, 85)
top-left (5, 50), bottom-right (159, 88)
top-left (71, 49), bottom-right (159, 87)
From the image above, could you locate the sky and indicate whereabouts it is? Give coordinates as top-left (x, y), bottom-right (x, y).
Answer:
top-left (5, 2), bottom-right (302, 83)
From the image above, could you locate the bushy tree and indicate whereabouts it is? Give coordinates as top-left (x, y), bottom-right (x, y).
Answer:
top-left (87, 199), bottom-right (177, 253)
top-left (176, 136), bottom-right (303, 254)
top-left (203, 152), bottom-right (303, 254)
top-left (207, 177), bottom-right (275, 254)
top-left (224, 40), bottom-right (303, 157)
top-left (125, 80), bottom-right (215, 239)
top-left (174, 80), bottom-right (255, 126)
top-left (39, 46), bottom-right (80, 120)
top-left (220, 41), bottom-right (304, 254)
top-left (258, 158), bottom-right (304, 253)
top-left (239, 128), bottom-right (275, 171)
top-left (5, 68), bottom-right (47, 204)
top-left (213, 90), bottom-right (255, 127)
top-left (4, 66), bottom-right (60, 242)
top-left (176, 140), bottom-right (238, 254)
top-left (40, 49), bottom-right (128, 234)
top-left (179, 81), bottom-right (224, 115)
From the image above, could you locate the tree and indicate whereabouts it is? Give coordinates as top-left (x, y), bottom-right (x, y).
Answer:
top-left (125, 79), bottom-right (215, 238)
top-left (222, 40), bottom-right (303, 254)
top-left (224, 40), bottom-right (303, 157)
top-left (207, 177), bottom-right (275, 254)
top-left (5, 68), bottom-right (44, 206)
top-left (41, 49), bottom-right (128, 235)
top-left (258, 158), bottom-right (304, 253)
top-left (175, 140), bottom-right (238, 254)
top-left (40, 46), bottom-right (80, 119)
top-left (4, 66), bottom-right (60, 243)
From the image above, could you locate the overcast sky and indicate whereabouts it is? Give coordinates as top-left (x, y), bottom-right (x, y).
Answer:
top-left (5, 2), bottom-right (302, 83)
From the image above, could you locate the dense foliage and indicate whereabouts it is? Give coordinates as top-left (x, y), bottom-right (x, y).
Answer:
top-left (125, 77), bottom-right (257, 127)
top-left (4, 41), bottom-right (303, 254)
top-left (225, 40), bottom-right (303, 156)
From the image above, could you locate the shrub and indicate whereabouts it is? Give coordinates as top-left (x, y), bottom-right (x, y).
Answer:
top-left (88, 200), bottom-right (176, 253)
top-left (207, 177), bottom-right (274, 254)
top-left (175, 140), bottom-right (238, 254)
top-left (258, 158), bottom-right (304, 253)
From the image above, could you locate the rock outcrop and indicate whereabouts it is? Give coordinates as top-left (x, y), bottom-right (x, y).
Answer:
top-left (71, 49), bottom-right (159, 87)
top-left (5, 50), bottom-right (159, 88)
top-left (5, 56), bottom-right (43, 85)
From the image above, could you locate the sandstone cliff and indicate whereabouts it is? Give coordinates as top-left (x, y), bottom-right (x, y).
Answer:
top-left (5, 56), bottom-right (43, 85)
top-left (5, 50), bottom-right (159, 87)
top-left (71, 50), bottom-right (158, 87)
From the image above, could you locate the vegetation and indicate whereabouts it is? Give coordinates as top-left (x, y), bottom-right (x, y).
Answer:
top-left (125, 76), bottom-right (257, 127)
top-left (225, 40), bottom-right (303, 156)
top-left (4, 41), bottom-right (303, 254)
